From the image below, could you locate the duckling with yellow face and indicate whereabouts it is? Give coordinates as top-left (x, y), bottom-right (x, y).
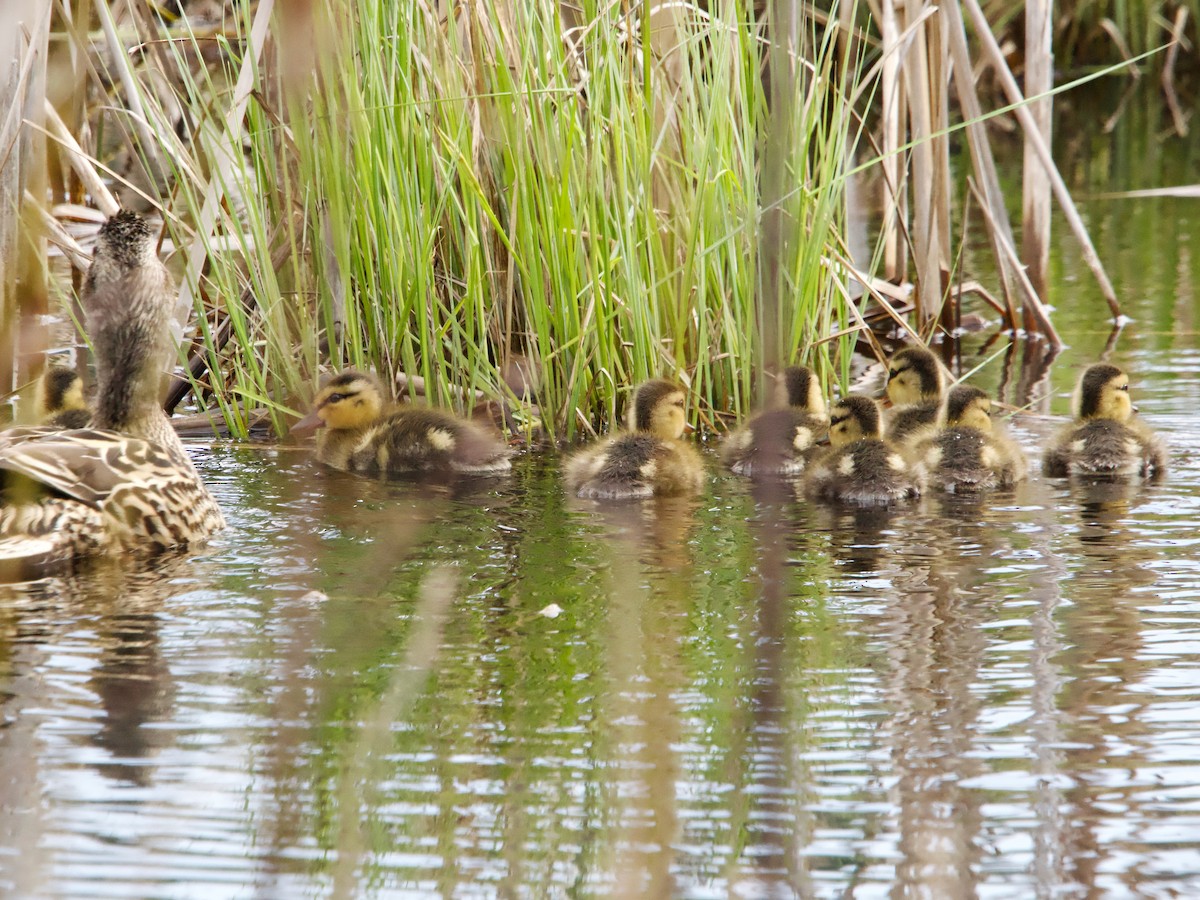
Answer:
top-left (36, 366), bottom-right (91, 429)
top-left (564, 378), bottom-right (705, 499)
top-left (805, 394), bottom-right (923, 506)
top-left (295, 371), bottom-right (511, 476)
top-left (1043, 363), bottom-right (1165, 478)
top-left (884, 346), bottom-right (946, 445)
top-left (914, 385), bottom-right (1027, 492)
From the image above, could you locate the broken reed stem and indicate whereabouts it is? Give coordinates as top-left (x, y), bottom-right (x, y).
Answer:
top-left (939, 1), bottom-right (1019, 332)
top-left (961, 0), bottom-right (1122, 322)
top-left (968, 178), bottom-right (1062, 345)
top-left (1022, 0), bottom-right (1053, 302)
top-left (879, 0), bottom-right (905, 283)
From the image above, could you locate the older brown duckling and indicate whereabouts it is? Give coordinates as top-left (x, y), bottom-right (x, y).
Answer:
top-left (294, 370), bottom-right (511, 476)
top-left (914, 385), bottom-right (1027, 492)
top-left (565, 378), bottom-right (705, 499)
top-left (720, 365), bottom-right (828, 476)
top-left (884, 346), bottom-right (945, 445)
top-left (805, 394), bottom-right (923, 507)
top-left (36, 366), bottom-right (91, 429)
top-left (1043, 363), bottom-right (1165, 478)
top-left (0, 210), bottom-right (224, 573)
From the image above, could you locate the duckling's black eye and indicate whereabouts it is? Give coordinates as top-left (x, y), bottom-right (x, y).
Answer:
top-left (1119, 384), bottom-right (1129, 392)
top-left (327, 392), bottom-right (346, 403)
top-left (830, 414), bottom-right (848, 427)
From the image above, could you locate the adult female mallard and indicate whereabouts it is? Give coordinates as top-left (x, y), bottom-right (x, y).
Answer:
top-left (914, 385), bottom-right (1027, 492)
top-left (0, 211), bottom-right (225, 574)
top-left (806, 394), bottom-right (923, 506)
top-left (720, 365), bottom-right (828, 476)
top-left (294, 370), bottom-right (512, 476)
top-left (1043, 363), bottom-right (1166, 478)
top-left (565, 378), bottom-right (705, 499)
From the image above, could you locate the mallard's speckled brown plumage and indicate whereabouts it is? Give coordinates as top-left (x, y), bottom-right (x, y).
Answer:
top-left (721, 365), bottom-right (828, 476)
top-left (0, 210), bottom-right (224, 576)
top-left (297, 371), bottom-right (511, 476)
top-left (565, 379), bottom-right (705, 499)
top-left (1043, 363), bottom-right (1165, 478)
top-left (914, 385), bottom-right (1027, 492)
top-left (806, 395), bottom-right (922, 507)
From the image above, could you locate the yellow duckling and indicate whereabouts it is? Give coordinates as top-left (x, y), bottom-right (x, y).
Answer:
top-left (0, 210), bottom-right (225, 573)
top-left (884, 346), bottom-right (946, 445)
top-left (36, 365), bottom-right (91, 429)
top-left (805, 394), bottom-right (923, 506)
top-left (914, 385), bottom-right (1028, 492)
top-left (564, 378), bottom-right (705, 499)
top-left (720, 365), bottom-right (828, 476)
top-left (294, 371), bottom-right (511, 476)
top-left (1043, 363), bottom-right (1166, 478)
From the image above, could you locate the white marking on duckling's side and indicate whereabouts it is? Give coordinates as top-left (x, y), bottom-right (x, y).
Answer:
top-left (426, 428), bottom-right (456, 452)
top-left (837, 456), bottom-right (855, 476)
top-left (887, 453), bottom-right (905, 471)
top-left (376, 445), bottom-right (390, 469)
top-left (639, 460), bottom-right (658, 479)
top-left (728, 431), bottom-right (752, 451)
top-left (355, 427), bottom-right (380, 455)
top-left (1125, 439), bottom-right (1140, 456)
top-left (1071, 439), bottom-right (1086, 454)
top-left (924, 446), bottom-right (943, 468)
top-left (981, 446), bottom-right (999, 468)
top-left (793, 427), bottom-right (813, 450)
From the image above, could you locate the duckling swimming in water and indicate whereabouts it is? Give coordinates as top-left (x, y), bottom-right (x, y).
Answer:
top-left (295, 371), bottom-right (512, 477)
top-left (805, 394), bottom-right (923, 506)
top-left (720, 365), bottom-right (828, 476)
top-left (914, 385), bottom-right (1027, 492)
top-left (884, 346), bottom-right (946, 445)
top-left (564, 378), bottom-right (705, 499)
top-left (36, 366), bottom-right (91, 429)
top-left (1043, 363), bottom-right (1165, 479)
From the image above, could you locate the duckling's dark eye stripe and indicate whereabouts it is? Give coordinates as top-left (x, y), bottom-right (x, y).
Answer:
top-left (830, 413), bottom-right (849, 426)
top-left (887, 365), bottom-right (908, 381)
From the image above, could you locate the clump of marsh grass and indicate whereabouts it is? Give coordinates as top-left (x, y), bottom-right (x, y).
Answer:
top-left (13, 0), bottom-right (865, 440)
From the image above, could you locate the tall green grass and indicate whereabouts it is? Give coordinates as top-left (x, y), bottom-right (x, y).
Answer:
top-left (150, 0), bottom-right (862, 439)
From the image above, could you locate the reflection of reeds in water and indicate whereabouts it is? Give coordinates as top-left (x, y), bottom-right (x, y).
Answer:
top-left (0, 553), bottom-right (198, 891)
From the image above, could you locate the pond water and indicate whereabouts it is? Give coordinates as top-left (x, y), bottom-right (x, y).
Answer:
top-left (3, 88), bottom-right (1200, 898)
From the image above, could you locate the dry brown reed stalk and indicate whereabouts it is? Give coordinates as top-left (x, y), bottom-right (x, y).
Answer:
top-left (961, 0), bottom-right (1121, 322)
top-left (1, 1), bottom-right (53, 398)
top-left (1022, 0), bottom-right (1053, 300)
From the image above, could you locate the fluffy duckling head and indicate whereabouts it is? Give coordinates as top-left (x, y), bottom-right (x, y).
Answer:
top-left (1073, 363), bottom-right (1133, 422)
top-left (36, 366), bottom-right (86, 420)
top-left (828, 395), bottom-right (882, 448)
top-left (776, 365), bottom-right (827, 417)
top-left (944, 385), bottom-right (993, 433)
top-left (628, 378), bottom-right (688, 440)
top-left (299, 371), bottom-right (385, 432)
top-left (886, 346), bottom-right (944, 406)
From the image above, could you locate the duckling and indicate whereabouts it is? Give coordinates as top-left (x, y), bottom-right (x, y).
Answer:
top-left (805, 394), bottom-right (923, 506)
top-left (720, 365), bottom-right (828, 476)
top-left (565, 379), bottom-right (705, 499)
top-left (0, 210), bottom-right (225, 573)
top-left (36, 365), bottom-right (91, 429)
top-left (914, 385), bottom-right (1028, 492)
top-left (294, 371), bottom-right (511, 476)
top-left (884, 346), bottom-right (946, 445)
top-left (1043, 363), bottom-right (1166, 478)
